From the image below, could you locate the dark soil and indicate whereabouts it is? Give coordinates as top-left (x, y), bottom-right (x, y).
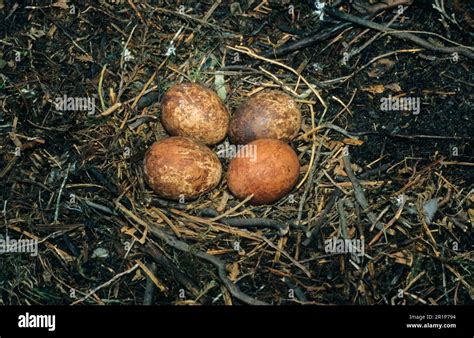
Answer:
top-left (0, 1), bottom-right (472, 305)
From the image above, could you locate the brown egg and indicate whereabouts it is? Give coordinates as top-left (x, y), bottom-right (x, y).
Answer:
top-left (144, 137), bottom-right (222, 200)
top-left (161, 82), bottom-right (229, 145)
top-left (227, 139), bottom-right (300, 205)
top-left (229, 90), bottom-right (301, 145)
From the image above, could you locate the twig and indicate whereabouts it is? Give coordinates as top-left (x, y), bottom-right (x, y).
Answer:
top-left (4, 2), bottom-right (18, 20)
top-left (148, 197), bottom-right (187, 210)
top-left (298, 122), bottom-right (360, 141)
top-left (72, 264), bottom-right (140, 305)
top-left (143, 262), bottom-right (158, 305)
top-left (323, 169), bottom-right (351, 195)
top-left (171, 209), bottom-right (310, 277)
top-left (296, 129), bottom-right (334, 230)
top-left (342, 148), bottom-right (394, 235)
top-left (149, 6), bottom-right (229, 35)
top-left (98, 85), bottom-right (159, 117)
top-left (127, 0), bottom-right (146, 25)
top-left (433, 0), bottom-right (460, 28)
top-left (445, 215), bottom-right (468, 233)
top-left (369, 195), bottom-right (406, 246)
top-left (350, 130), bottom-right (471, 140)
top-left (185, 0), bottom-right (222, 43)
top-left (228, 46), bottom-right (327, 110)
top-left (145, 243), bottom-right (204, 301)
top-left (263, 2), bottom-right (407, 59)
top-left (84, 200), bottom-right (118, 216)
top-left (337, 198), bottom-right (361, 264)
top-left (39, 8), bottom-right (89, 55)
top-left (296, 104), bottom-right (319, 189)
top-left (336, 163), bottom-right (391, 182)
top-left (54, 163), bottom-right (72, 223)
top-left (259, 236), bottom-right (312, 278)
top-left (303, 189), bottom-right (341, 247)
top-left (0, 119), bottom-right (21, 179)
top-left (283, 277), bottom-right (308, 303)
top-left (326, 8), bottom-right (474, 59)
top-left (346, 9), bottom-right (403, 59)
top-left (209, 194), bottom-right (253, 222)
top-left (136, 259), bottom-right (168, 297)
top-left (115, 202), bottom-right (268, 305)
top-left (263, 21), bottom-right (353, 58)
top-left (199, 208), bottom-right (289, 236)
top-left (362, 0), bottom-right (413, 14)
top-left (131, 71), bottom-right (156, 109)
top-left (98, 65), bottom-right (107, 111)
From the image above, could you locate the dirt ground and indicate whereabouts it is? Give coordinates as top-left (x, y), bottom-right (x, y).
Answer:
top-left (0, 0), bottom-right (472, 305)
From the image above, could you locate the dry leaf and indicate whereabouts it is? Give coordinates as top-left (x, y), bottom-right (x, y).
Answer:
top-left (121, 226), bottom-right (137, 236)
top-left (386, 83), bottom-right (402, 92)
top-left (357, 283), bottom-right (366, 294)
top-left (351, 163), bottom-right (363, 173)
top-left (334, 158), bottom-right (347, 177)
top-left (75, 54), bottom-right (93, 62)
top-left (132, 269), bottom-right (144, 282)
top-left (52, 0), bottom-right (69, 9)
top-left (367, 58), bottom-right (395, 78)
top-left (216, 191), bottom-right (229, 213)
top-left (362, 84), bottom-right (385, 94)
top-left (227, 262), bottom-right (240, 281)
top-left (389, 250), bottom-right (413, 266)
top-left (28, 27), bottom-right (46, 40)
top-left (327, 139), bottom-right (344, 151)
top-left (343, 138), bottom-right (364, 146)
top-left (47, 25), bottom-right (57, 38)
top-left (468, 208), bottom-right (474, 225)
top-left (398, 166), bottom-right (412, 175)
top-left (300, 164), bottom-right (310, 175)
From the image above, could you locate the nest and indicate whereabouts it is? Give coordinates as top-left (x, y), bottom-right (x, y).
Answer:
top-left (0, 0), bottom-right (472, 305)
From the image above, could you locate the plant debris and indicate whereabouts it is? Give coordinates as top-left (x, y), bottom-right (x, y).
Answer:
top-left (0, 0), bottom-right (472, 305)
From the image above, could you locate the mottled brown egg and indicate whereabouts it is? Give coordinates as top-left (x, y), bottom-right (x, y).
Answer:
top-left (144, 137), bottom-right (222, 200)
top-left (161, 82), bottom-right (229, 145)
top-left (229, 90), bottom-right (301, 145)
top-left (227, 138), bottom-right (300, 205)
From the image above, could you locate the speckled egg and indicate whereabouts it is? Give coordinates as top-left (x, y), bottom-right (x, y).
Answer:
top-left (161, 82), bottom-right (229, 145)
top-left (229, 90), bottom-right (301, 145)
top-left (227, 138), bottom-right (300, 205)
top-left (144, 137), bottom-right (222, 200)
